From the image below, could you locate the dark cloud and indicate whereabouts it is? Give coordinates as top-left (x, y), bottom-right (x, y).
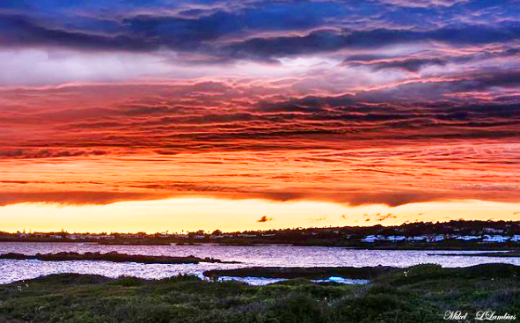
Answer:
top-left (0, 191), bottom-right (170, 206)
top-left (225, 24), bottom-right (520, 61)
top-left (361, 58), bottom-right (446, 72)
top-left (257, 215), bottom-right (273, 222)
top-left (0, 14), bottom-right (156, 52)
top-left (0, 149), bottom-right (107, 159)
top-left (1, 4), bottom-right (520, 63)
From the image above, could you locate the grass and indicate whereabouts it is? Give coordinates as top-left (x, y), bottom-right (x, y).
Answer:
top-left (0, 264), bottom-right (518, 322)
top-left (0, 252), bottom-right (239, 264)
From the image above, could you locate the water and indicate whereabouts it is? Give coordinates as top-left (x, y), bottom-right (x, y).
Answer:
top-left (0, 242), bottom-right (518, 284)
top-left (217, 276), bottom-right (370, 286)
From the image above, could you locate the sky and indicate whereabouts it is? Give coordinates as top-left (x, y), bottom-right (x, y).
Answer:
top-left (0, 0), bottom-right (519, 233)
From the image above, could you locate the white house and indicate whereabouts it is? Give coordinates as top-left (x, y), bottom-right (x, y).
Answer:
top-left (456, 235), bottom-right (481, 241)
top-left (483, 235), bottom-right (509, 243)
top-left (408, 236), bottom-right (427, 242)
top-left (484, 228), bottom-right (505, 234)
top-left (430, 235), bottom-right (445, 242)
top-left (361, 235), bottom-right (385, 243)
top-left (387, 235), bottom-right (406, 242)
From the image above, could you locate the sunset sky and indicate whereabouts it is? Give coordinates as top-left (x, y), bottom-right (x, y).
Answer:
top-left (1, 0), bottom-right (519, 233)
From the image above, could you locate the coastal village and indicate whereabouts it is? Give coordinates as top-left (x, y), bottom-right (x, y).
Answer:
top-left (1, 220), bottom-right (520, 246)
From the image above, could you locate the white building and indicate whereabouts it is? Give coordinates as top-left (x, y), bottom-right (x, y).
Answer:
top-left (483, 235), bottom-right (509, 243)
top-left (456, 236), bottom-right (481, 241)
top-left (387, 235), bottom-right (406, 242)
top-left (408, 236), bottom-right (427, 242)
top-left (430, 235), bottom-right (445, 242)
top-left (361, 235), bottom-right (386, 243)
top-left (484, 228), bottom-right (505, 234)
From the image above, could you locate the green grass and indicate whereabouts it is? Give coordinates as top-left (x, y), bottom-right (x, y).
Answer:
top-left (0, 264), bottom-right (518, 323)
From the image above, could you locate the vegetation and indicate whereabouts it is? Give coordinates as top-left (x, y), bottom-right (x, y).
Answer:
top-left (0, 264), bottom-right (518, 322)
top-left (0, 252), bottom-right (239, 264)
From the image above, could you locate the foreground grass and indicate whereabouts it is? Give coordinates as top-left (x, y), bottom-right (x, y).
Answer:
top-left (0, 264), bottom-right (518, 323)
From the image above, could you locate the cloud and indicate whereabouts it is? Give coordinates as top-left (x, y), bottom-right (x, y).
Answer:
top-left (1, 2), bottom-right (520, 65)
top-left (0, 13), bottom-right (154, 52)
top-left (257, 215), bottom-right (273, 222)
top-left (224, 24), bottom-right (520, 61)
top-left (0, 149), bottom-right (107, 159)
top-left (1, 0), bottom-right (520, 211)
top-left (376, 213), bottom-right (396, 221)
top-left (347, 57), bottom-right (446, 72)
top-left (375, 0), bottom-right (470, 8)
top-left (0, 191), bottom-right (170, 206)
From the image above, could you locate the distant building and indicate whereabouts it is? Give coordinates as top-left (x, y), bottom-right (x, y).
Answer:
top-left (119, 234), bottom-right (143, 239)
top-left (408, 236), bottom-right (427, 242)
top-left (483, 235), bottom-right (509, 243)
top-left (387, 235), bottom-right (406, 242)
top-left (484, 228), bottom-right (505, 234)
top-left (456, 236), bottom-right (481, 241)
top-left (49, 235), bottom-right (63, 239)
top-left (156, 234), bottom-right (171, 238)
top-left (431, 235), bottom-right (445, 242)
top-left (361, 235), bottom-right (385, 243)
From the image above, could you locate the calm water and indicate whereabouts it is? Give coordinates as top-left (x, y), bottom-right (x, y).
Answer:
top-left (0, 242), bottom-right (519, 284)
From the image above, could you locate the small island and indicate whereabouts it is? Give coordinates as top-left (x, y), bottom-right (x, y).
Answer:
top-left (0, 251), bottom-right (240, 264)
